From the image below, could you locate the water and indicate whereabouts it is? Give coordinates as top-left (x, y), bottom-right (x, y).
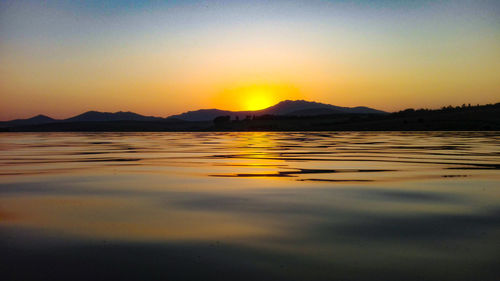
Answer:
top-left (1, 132), bottom-right (499, 281)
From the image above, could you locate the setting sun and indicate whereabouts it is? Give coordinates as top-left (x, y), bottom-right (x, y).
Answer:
top-left (211, 83), bottom-right (302, 112)
top-left (244, 91), bottom-right (275, 111)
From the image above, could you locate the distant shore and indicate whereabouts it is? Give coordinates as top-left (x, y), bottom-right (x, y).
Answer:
top-left (1, 103), bottom-right (499, 132)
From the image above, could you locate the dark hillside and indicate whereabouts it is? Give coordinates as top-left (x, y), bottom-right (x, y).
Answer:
top-left (1, 103), bottom-right (498, 132)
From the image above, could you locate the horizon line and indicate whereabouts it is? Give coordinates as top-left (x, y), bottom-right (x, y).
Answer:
top-left (2, 99), bottom-right (499, 122)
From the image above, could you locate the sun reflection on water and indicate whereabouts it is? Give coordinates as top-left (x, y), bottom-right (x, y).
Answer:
top-left (1, 132), bottom-right (499, 280)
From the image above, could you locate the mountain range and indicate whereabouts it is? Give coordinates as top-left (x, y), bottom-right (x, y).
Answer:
top-left (170, 100), bottom-right (386, 121)
top-left (1, 101), bottom-right (498, 131)
top-left (1, 100), bottom-right (386, 126)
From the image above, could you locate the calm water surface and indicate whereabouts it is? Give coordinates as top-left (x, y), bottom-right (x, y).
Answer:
top-left (1, 132), bottom-right (499, 281)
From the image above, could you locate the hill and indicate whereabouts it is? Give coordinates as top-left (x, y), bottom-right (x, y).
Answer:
top-left (0, 111), bottom-right (169, 127)
top-left (65, 111), bottom-right (164, 122)
top-left (1, 100), bottom-right (384, 125)
top-left (1, 102), bottom-right (498, 132)
top-left (170, 100), bottom-right (386, 121)
top-left (210, 103), bottom-right (500, 131)
top-left (0, 114), bottom-right (55, 126)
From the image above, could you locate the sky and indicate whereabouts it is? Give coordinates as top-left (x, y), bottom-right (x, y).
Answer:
top-left (1, 0), bottom-right (499, 120)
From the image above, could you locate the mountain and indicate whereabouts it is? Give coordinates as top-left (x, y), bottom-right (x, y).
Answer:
top-left (168, 109), bottom-right (235, 122)
top-left (65, 111), bottom-right (164, 122)
top-left (260, 100), bottom-right (386, 115)
top-left (0, 100), bottom-right (386, 126)
top-left (2, 102), bottom-right (498, 132)
top-left (0, 111), bottom-right (170, 128)
top-left (170, 100), bottom-right (386, 121)
top-left (282, 108), bottom-right (344, 116)
top-left (0, 114), bottom-right (56, 127)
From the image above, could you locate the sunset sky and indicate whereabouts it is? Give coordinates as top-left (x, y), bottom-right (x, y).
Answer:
top-left (1, 0), bottom-right (499, 120)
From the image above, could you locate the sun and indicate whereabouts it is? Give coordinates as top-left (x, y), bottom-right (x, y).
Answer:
top-left (216, 82), bottom-right (300, 111)
top-left (244, 90), bottom-right (275, 111)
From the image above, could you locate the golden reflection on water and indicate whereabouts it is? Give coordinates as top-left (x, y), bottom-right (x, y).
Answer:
top-left (1, 132), bottom-right (500, 280)
top-left (1, 195), bottom-right (272, 241)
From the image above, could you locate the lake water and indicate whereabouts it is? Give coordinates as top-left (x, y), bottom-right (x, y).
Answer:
top-left (1, 132), bottom-right (499, 281)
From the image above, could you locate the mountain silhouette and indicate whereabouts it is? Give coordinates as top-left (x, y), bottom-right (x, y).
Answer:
top-left (0, 114), bottom-right (55, 126)
top-left (65, 111), bottom-right (164, 122)
top-left (168, 109), bottom-right (235, 122)
top-left (1, 100), bottom-right (386, 125)
top-left (170, 100), bottom-right (386, 121)
top-left (0, 111), bottom-right (169, 127)
top-left (1, 102), bottom-right (498, 131)
top-left (261, 100), bottom-right (386, 115)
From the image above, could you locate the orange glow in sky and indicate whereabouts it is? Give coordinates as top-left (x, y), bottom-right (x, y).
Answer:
top-left (209, 83), bottom-right (303, 112)
top-left (244, 92), bottom-right (274, 111)
top-left (0, 0), bottom-right (499, 120)
top-left (238, 85), bottom-right (293, 111)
